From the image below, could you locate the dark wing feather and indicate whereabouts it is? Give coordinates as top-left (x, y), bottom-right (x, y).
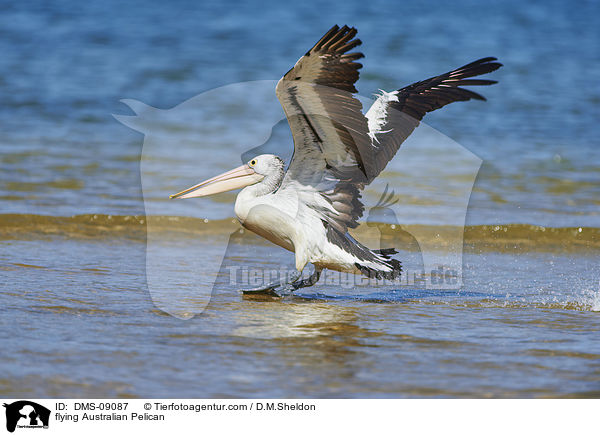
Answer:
top-left (276, 25), bottom-right (374, 233)
top-left (365, 57), bottom-right (502, 179)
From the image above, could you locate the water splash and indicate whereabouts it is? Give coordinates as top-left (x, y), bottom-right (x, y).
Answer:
top-left (583, 285), bottom-right (600, 312)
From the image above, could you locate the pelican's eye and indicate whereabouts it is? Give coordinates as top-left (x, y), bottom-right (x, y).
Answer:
top-left (249, 159), bottom-right (257, 167)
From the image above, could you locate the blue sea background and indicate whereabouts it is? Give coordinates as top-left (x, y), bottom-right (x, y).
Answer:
top-left (1, 0), bottom-right (599, 225)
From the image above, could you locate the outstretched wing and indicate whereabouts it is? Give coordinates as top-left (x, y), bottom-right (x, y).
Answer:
top-left (275, 25), bottom-right (374, 233)
top-left (365, 57), bottom-right (503, 178)
top-left (276, 26), bottom-right (502, 235)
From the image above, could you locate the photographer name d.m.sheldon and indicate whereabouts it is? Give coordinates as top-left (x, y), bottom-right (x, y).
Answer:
top-left (254, 402), bottom-right (316, 412)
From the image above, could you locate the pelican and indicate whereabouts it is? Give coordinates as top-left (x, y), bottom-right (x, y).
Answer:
top-left (171, 25), bottom-right (501, 295)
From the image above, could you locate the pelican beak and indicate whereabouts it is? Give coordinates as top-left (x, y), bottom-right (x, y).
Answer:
top-left (170, 164), bottom-right (264, 199)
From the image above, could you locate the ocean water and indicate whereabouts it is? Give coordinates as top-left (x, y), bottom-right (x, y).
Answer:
top-left (1, 0), bottom-right (599, 398)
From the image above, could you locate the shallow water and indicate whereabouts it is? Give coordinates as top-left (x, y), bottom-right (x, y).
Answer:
top-left (1, 221), bottom-right (599, 398)
top-left (1, 0), bottom-right (600, 398)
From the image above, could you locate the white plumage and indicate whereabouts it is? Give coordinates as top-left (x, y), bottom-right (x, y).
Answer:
top-left (170, 25), bottom-right (501, 294)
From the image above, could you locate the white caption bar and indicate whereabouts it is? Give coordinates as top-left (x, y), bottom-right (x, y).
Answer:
top-left (1, 399), bottom-right (596, 434)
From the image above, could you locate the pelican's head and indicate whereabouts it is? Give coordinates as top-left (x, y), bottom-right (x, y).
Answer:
top-left (170, 154), bottom-right (284, 199)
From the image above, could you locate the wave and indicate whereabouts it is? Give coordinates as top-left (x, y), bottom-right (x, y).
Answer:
top-left (1, 214), bottom-right (598, 252)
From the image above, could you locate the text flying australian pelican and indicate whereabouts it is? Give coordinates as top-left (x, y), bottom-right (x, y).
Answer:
top-left (171, 25), bottom-right (502, 295)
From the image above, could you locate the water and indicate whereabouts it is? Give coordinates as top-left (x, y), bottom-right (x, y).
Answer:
top-left (1, 228), bottom-right (599, 397)
top-left (1, 0), bottom-right (600, 398)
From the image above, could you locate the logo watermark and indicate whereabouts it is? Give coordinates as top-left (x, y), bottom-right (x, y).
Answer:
top-left (225, 265), bottom-right (459, 289)
top-left (3, 401), bottom-right (50, 433)
top-left (115, 80), bottom-right (481, 318)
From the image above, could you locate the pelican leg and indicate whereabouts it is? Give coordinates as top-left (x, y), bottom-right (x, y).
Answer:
top-left (242, 270), bottom-right (302, 296)
top-left (291, 266), bottom-right (322, 291)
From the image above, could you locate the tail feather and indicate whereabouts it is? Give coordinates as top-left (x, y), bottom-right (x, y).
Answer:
top-left (356, 248), bottom-right (402, 280)
top-left (325, 223), bottom-right (402, 280)
top-left (373, 248), bottom-right (397, 257)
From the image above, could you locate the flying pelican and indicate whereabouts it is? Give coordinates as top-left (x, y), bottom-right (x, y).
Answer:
top-left (171, 25), bottom-right (501, 295)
